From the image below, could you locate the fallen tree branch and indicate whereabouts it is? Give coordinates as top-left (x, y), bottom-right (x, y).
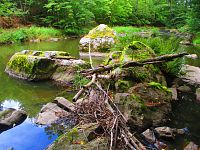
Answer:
top-left (80, 52), bottom-right (188, 75)
top-left (73, 74), bottom-right (96, 102)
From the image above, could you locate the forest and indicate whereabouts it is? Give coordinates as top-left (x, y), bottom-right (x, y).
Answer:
top-left (0, 0), bottom-right (200, 34)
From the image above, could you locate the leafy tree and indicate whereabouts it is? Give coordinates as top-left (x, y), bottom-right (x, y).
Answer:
top-left (188, 0), bottom-right (200, 32)
top-left (0, 0), bottom-right (23, 16)
top-left (44, 0), bottom-right (94, 34)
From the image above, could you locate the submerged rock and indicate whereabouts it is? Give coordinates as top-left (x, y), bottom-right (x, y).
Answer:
top-left (79, 24), bottom-right (116, 52)
top-left (0, 109), bottom-right (27, 133)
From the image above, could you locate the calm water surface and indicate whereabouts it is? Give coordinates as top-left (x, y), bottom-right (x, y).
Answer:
top-left (0, 39), bottom-right (79, 150)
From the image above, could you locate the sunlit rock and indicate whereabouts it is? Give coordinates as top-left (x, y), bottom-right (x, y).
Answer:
top-left (79, 24), bottom-right (116, 52)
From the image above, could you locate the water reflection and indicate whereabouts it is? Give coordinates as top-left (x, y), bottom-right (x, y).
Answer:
top-left (0, 118), bottom-right (58, 150)
top-left (1, 99), bottom-right (21, 110)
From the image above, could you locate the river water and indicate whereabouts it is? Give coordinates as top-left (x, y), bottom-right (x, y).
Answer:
top-left (0, 39), bottom-right (199, 150)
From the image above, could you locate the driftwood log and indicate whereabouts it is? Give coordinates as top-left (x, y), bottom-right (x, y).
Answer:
top-left (80, 52), bottom-right (188, 75)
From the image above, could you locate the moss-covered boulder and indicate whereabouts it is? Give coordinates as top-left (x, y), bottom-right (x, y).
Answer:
top-left (47, 123), bottom-right (108, 150)
top-left (5, 50), bottom-right (90, 85)
top-left (114, 83), bottom-right (172, 132)
top-left (105, 41), bottom-right (167, 87)
top-left (79, 24), bottom-right (116, 52)
top-left (5, 50), bottom-right (59, 80)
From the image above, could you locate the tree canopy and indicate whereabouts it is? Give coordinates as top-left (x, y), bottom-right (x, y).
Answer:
top-left (0, 0), bottom-right (199, 34)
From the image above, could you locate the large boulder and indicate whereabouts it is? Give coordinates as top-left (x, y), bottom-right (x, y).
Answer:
top-left (5, 50), bottom-right (61, 80)
top-left (114, 83), bottom-right (172, 131)
top-left (5, 50), bottom-right (90, 86)
top-left (0, 109), bottom-right (27, 133)
top-left (79, 24), bottom-right (116, 52)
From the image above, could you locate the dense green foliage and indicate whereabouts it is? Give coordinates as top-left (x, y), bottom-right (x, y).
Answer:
top-left (0, 0), bottom-right (199, 34)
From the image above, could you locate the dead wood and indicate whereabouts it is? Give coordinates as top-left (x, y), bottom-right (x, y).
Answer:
top-left (80, 52), bottom-right (188, 75)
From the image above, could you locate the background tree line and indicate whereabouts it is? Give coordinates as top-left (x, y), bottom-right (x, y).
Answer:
top-left (0, 0), bottom-right (199, 34)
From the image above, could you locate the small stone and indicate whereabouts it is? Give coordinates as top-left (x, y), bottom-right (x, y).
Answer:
top-left (177, 85), bottom-right (192, 93)
top-left (142, 129), bottom-right (156, 143)
top-left (184, 142), bottom-right (198, 150)
top-left (154, 127), bottom-right (174, 139)
top-left (21, 50), bottom-right (30, 54)
top-left (32, 51), bottom-right (42, 56)
top-left (54, 97), bottom-right (75, 112)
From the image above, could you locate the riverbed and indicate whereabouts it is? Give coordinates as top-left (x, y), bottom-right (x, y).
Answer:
top-left (0, 39), bottom-right (200, 150)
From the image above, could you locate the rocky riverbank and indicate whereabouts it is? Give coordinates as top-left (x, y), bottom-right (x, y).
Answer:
top-left (3, 24), bottom-right (200, 149)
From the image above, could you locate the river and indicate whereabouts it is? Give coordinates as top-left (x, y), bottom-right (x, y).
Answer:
top-left (0, 39), bottom-right (199, 150)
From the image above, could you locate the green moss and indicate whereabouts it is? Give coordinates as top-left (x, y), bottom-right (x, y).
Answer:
top-left (7, 53), bottom-right (56, 80)
top-left (129, 67), bottom-right (150, 82)
top-left (8, 54), bottom-right (35, 74)
top-left (148, 82), bottom-right (171, 93)
top-left (131, 94), bottom-right (146, 110)
top-left (85, 25), bottom-right (116, 39)
top-left (73, 74), bottom-right (90, 88)
top-left (115, 80), bottom-right (131, 92)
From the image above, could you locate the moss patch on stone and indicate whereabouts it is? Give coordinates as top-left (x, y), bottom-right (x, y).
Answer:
top-left (129, 83), bottom-right (171, 103)
top-left (85, 25), bottom-right (116, 39)
top-left (6, 53), bottom-right (56, 80)
top-left (47, 123), bottom-right (108, 150)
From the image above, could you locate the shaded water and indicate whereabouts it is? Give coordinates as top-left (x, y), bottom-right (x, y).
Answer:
top-left (168, 45), bottom-right (200, 149)
top-left (0, 39), bottom-right (80, 150)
